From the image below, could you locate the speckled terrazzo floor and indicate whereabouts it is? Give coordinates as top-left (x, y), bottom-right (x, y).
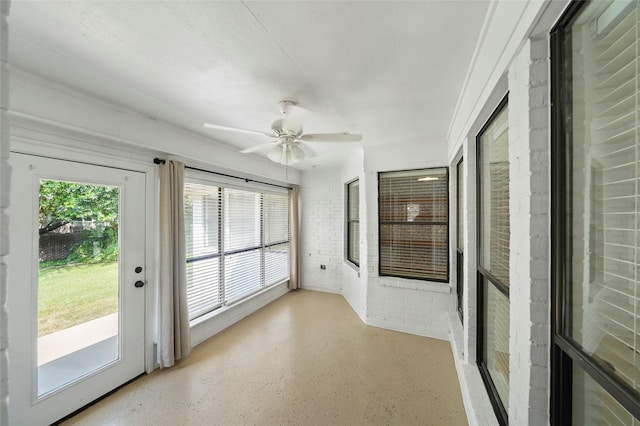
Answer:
top-left (62, 289), bottom-right (467, 426)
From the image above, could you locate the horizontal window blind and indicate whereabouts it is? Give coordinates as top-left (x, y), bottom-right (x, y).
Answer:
top-left (185, 183), bottom-right (222, 320)
top-left (568, 0), bottom-right (640, 401)
top-left (184, 179), bottom-right (290, 319)
top-left (224, 189), bottom-right (261, 252)
top-left (479, 105), bottom-right (510, 287)
top-left (264, 193), bottom-right (290, 286)
top-left (378, 168), bottom-right (448, 281)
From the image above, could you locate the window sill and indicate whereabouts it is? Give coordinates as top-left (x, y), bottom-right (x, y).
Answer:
top-left (344, 259), bottom-right (360, 274)
top-left (379, 277), bottom-right (451, 294)
top-left (190, 279), bottom-right (289, 328)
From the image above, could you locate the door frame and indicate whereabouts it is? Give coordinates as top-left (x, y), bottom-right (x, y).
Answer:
top-left (10, 122), bottom-right (158, 376)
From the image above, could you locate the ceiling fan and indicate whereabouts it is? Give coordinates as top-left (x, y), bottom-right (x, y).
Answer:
top-left (204, 101), bottom-right (362, 165)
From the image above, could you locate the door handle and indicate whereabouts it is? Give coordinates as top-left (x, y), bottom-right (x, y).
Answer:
top-left (134, 280), bottom-right (145, 288)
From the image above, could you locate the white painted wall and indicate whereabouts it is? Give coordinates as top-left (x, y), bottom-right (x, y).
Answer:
top-left (340, 149), bottom-right (366, 322)
top-left (364, 137), bottom-right (454, 340)
top-left (0, 2), bottom-right (10, 423)
top-left (10, 69), bottom-right (301, 187)
top-left (299, 166), bottom-right (344, 294)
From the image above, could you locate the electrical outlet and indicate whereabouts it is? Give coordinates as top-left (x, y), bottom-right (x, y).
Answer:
top-left (320, 264), bottom-right (326, 270)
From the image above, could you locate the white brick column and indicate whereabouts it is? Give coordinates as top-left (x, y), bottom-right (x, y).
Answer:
top-left (507, 36), bottom-right (550, 425)
top-left (0, 1), bottom-right (10, 423)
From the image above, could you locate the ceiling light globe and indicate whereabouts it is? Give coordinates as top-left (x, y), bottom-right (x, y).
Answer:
top-left (290, 145), bottom-right (305, 163)
top-left (268, 145), bottom-right (283, 163)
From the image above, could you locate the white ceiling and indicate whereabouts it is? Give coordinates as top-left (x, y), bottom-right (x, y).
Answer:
top-left (9, 1), bottom-right (489, 170)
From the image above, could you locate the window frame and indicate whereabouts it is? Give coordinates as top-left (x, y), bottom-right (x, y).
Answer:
top-left (476, 94), bottom-right (510, 426)
top-left (550, 1), bottom-right (640, 422)
top-left (377, 167), bottom-right (450, 283)
top-left (456, 156), bottom-right (464, 324)
top-left (346, 178), bottom-right (360, 268)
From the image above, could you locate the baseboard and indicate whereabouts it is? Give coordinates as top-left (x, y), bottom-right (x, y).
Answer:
top-left (299, 284), bottom-right (342, 295)
top-left (366, 317), bottom-right (450, 341)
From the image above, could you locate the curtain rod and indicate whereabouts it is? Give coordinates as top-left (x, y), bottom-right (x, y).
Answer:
top-left (153, 158), bottom-right (292, 190)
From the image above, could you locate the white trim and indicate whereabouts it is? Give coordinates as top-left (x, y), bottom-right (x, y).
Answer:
top-left (9, 121), bottom-right (159, 375)
top-left (366, 317), bottom-right (450, 341)
top-left (300, 284), bottom-right (342, 295)
top-left (449, 312), bottom-right (499, 426)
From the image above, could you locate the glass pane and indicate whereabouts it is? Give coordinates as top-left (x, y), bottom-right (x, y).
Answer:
top-left (379, 168), bottom-right (448, 223)
top-left (567, 0), bottom-right (640, 390)
top-left (224, 188), bottom-right (261, 252)
top-left (186, 257), bottom-right (221, 320)
top-left (184, 182), bottom-right (219, 258)
top-left (265, 242), bottom-right (290, 286)
top-left (264, 193), bottom-right (289, 245)
top-left (572, 367), bottom-right (638, 425)
top-left (380, 223), bottom-right (448, 280)
top-left (224, 249), bottom-right (261, 304)
top-left (348, 180), bottom-right (359, 221)
top-left (379, 168), bottom-right (448, 281)
top-left (349, 222), bottom-right (360, 264)
top-left (482, 279), bottom-right (510, 411)
top-left (37, 180), bottom-right (120, 396)
top-left (479, 105), bottom-right (510, 286)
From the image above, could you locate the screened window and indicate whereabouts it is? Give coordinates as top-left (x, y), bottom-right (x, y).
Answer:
top-left (346, 179), bottom-right (360, 266)
top-left (552, 1), bottom-right (640, 422)
top-left (378, 168), bottom-right (448, 282)
top-left (185, 180), bottom-right (290, 320)
top-left (477, 97), bottom-right (509, 425)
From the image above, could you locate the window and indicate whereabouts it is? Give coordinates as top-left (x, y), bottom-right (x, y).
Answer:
top-left (378, 168), bottom-right (448, 282)
top-left (477, 96), bottom-right (509, 425)
top-left (346, 179), bottom-right (360, 267)
top-left (456, 158), bottom-right (464, 323)
top-left (185, 180), bottom-right (290, 321)
top-left (552, 1), bottom-right (640, 423)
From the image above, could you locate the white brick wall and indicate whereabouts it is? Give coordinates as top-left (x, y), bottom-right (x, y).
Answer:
top-left (363, 167), bottom-right (454, 341)
top-left (507, 36), bottom-right (550, 425)
top-left (0, 2), bottom-right (9, 423)
top-left (462, 137), bottom-right (478, 364)
top-left (340, 150), bottom-right (367, 322)
top-left (300, 167), bottom-right (343, 294)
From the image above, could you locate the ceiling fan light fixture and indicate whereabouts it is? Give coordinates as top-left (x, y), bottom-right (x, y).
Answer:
top-left (268, 144), bottom-right (284, 163)
top-left (267, 142), bottom-right (305, 165)
top-left (290, 144), bottom-right (304, 163)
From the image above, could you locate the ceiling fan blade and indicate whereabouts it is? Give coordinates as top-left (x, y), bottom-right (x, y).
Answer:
top-left (299, 133), bottom-right (362, 142)
top-left (240, 141), bottom-right (279, 154)
top-left (204, 123), bottom-right (273, 138)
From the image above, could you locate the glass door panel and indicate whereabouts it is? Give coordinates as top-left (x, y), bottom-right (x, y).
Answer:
top-left (37, 180), bottom-right (120, 396)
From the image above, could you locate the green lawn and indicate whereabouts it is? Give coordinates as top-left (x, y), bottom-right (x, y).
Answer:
top-left (38, 262), bottom-right (118, 336)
